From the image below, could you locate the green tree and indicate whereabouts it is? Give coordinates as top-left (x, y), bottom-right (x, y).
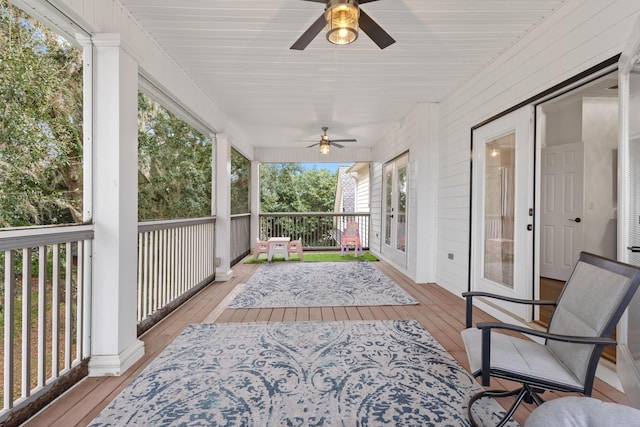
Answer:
top-left (0, 0), bottom-right (83, 227)
top-left (137, 92), bottom-right (212, 221)
top-left (230, 148), bottom-right (250, 214)
top-left (1, 1), bottom-right (213, 226)
top-left (259, 163), bottom-right (337, 212)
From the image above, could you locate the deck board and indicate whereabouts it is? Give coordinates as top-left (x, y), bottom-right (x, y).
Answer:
top-left (24, 257), bottom-right (630, 427)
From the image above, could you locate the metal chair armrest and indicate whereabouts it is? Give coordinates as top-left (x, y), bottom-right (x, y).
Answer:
top-left (463, 291), bottom-right (556, 327)
top-left (476, 321), bottom-right (616, 346)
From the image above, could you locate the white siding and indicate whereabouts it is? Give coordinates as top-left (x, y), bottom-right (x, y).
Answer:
top-left (435, 0), bottom-right (640, 295)
top-left (371, 109), bottom-right (417, 274)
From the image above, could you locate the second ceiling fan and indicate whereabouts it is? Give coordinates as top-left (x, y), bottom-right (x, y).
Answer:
top-left (307, 127), bottom-right (357, 154)
top-left (291, 0), bottom-right (395, 50)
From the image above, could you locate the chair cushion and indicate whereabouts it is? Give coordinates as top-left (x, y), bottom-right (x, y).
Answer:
top-left (461, 328), bottom-right (582, 389)
top-left (524, 396), bottom-right (640, 427)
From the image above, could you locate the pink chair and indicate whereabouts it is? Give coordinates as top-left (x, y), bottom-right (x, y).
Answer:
top-left (288, 239), bottom-right (304, 260)
top-left (254, 238), bottom-right (269, 260)
top-left (341, 221), bottom-right (363, 257)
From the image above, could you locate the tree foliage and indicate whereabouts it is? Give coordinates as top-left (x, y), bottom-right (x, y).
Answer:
top-left (137, 92), bottom-right (212, 221)
top-left (230, 148), bottom-right (250, 214)
top-left (0, 0), bottom-right (83, 227)
top-left (0, 1), bottom-right (213, 227)
top-left (259, 163), bottom-right (337, 212)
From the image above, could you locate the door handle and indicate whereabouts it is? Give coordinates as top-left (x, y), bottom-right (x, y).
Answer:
top-left (568, 217), bottom-right (581, 223)
top-left (628, 246), bottom-right (640, 253)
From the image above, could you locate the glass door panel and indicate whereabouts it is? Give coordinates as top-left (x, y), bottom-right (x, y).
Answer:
top-left (483, 134), bottom-right (515, 288)
top-left (396, 164), bottom-right (407, 252)
top-left (384, 165), bottom-right (393, 246)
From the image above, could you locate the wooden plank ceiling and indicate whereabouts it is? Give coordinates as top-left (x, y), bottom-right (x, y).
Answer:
top-left (119, 0), bottom-right (567, 148)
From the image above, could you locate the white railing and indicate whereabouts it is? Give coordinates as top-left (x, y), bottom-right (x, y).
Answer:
top-left (137, 217), bottom-right (216, 327)
top-left (230, 213), bottom-right (251, 265)
top-left (0, 224), bottom-right (93, 421)
top-left (259, 212), bottom-right (370, 249)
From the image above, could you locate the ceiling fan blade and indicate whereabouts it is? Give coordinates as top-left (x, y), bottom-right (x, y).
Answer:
top-left (306, 142), bottom-right (320, 148)
top-left (358, 0), bottom-right (381, 3)
top-left (358, 9), bottom-right (395, 49)
top-left (329, 138), bottom-right (357, 143)
top-left (290, 14), bottom-right (326, 50)
top-left (330, 142), bottom-right (345, 148)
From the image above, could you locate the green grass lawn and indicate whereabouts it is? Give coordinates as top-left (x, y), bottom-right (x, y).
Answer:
top-left (245, 251), bottom-right (378, 264)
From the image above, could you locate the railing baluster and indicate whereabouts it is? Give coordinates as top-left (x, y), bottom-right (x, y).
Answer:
top-left (152, 230), bottom-right (158, 314)
top-left (64, 243), bottom-right (72, 371)
top-left (4, 250), bottom-right (15, 410)
top-left (22, 248), bottom-right (32, 398)
top-left (143, 232), bottom-right (150, 320)
top-left (137, 234), bottom-right (143, 323)
top-left (37, 245), bottom-right (47, 389)
top-left (51, 244), bottom-right (60, 378)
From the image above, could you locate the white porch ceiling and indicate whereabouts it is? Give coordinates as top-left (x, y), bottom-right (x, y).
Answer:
top-left (119, 0), bottom-right (567, 149)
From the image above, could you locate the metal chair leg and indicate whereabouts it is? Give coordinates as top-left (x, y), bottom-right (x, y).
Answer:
top-left (468, 385), bottom-right (545, 427)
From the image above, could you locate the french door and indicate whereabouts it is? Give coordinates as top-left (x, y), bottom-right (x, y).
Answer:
top-left (618, 19), bottom-right (640, 408)
top-left (471, 107), bottom-right (534, 320)
top-left (381, 153), bottom-right (408, 268)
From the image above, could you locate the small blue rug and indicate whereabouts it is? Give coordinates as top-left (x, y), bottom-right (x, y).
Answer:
top-left (90, 320), bottom-right (517, 426)
top-left (228, 261), bottom-right (418, 308)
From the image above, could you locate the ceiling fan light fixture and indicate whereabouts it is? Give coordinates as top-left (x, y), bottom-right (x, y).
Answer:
top-left (326, 0), bottom-right (359, 45)
top-left (319, 140), bottom-right (331, 154)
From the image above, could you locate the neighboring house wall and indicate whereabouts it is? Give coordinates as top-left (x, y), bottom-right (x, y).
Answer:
top-left (337, 166), bottom-right (356, 212)
top-left (432, 0), bottom-right (640, 296)
top-left (350, 163), bottom-right (370, 212)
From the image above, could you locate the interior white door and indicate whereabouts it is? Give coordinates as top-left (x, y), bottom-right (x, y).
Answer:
top-left (381, 154), bottom-right (408, 267)
top-left (618, 18), bottom-right (640, 408)
top-left (540, 142), bottom-right (585, 281)
top-left (472, 107), bottom-right (534, 320)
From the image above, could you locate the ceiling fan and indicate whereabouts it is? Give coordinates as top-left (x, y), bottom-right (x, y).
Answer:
top-left (307, 127), bottom-right (357, 153)
top-left (291, 0), bottom-right (395, 50)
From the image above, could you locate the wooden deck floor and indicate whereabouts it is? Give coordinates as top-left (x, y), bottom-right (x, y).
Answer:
top-left (25, 258), bottom-right (630, 426)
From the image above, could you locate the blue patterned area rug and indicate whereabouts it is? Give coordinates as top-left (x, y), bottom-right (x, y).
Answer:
top-left (90, 320), bottom-right (517, 426)
top-left (228, 261), bottom-right (418, 308)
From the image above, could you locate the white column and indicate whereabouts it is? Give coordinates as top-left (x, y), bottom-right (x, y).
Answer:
top-left (250, 161), bottom-right (261, 244)
top-left (89, 34), bottom-right (144, 376)
top-left (215, 133), bottom-right (233, 280)
top-left (414, 103), bottom-right (439, 283)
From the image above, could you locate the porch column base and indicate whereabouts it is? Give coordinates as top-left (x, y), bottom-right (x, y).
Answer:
top-left (215, 268), bottom-right (234, 281)
top-left (88, 339), bottom-right (145, 377)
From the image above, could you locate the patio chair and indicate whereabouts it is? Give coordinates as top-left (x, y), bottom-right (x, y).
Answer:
top-left (341, 221), bottom-right (364, 257)
top-left (461, 252), bottom-right (640, 427)
top-left (253, 238), bottom-right (269, 260)
top-left (288, 238), bottom-right (304, 260)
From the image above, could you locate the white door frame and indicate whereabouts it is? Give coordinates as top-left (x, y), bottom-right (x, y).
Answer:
top-left (381, 153), bottom-right (409, 268)
top-left (617, 14), bottom-right (640, 409)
